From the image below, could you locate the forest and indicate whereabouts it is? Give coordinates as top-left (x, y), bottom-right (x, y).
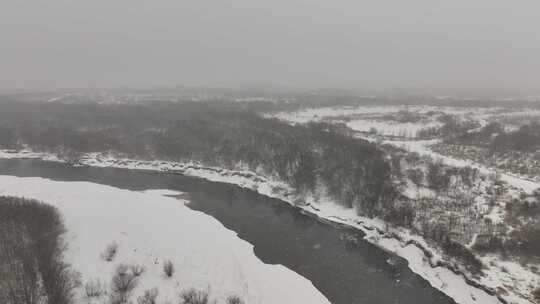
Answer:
top-left (2, 100), bottom-right (537, 276)
top-left (448, 121), bottom-right (540, 152)
top-left (0, 196), bottom-right (80, 304)
top-left (0, 100), bottom-right (394, 216)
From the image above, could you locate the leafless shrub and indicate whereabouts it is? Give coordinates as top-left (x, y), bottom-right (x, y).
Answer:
top-left (179, 288), bottom-right (209, 304)
top-left (0, 221), bottom-right (42, 304)
top-left (101, 242), bottom-right (118, 262)
top-left (84, 278), bottom-right (106, 298)
top-left (130, 264), bottom-right (145, 277)
top-left (226, 295), bottom-right (245, 304)
top-left (137, 288), bottom-right (159, 304)
top-left (163, 260), bottom-right (174, 277)
top-left (110, 263), bottom-right (138, 304)
top-left (0, 196), bottom-right (80, 304)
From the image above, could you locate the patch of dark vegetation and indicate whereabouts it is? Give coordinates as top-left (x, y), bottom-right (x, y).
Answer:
top-left (421, 221), bottom-right (484, 275)
top-left (533, 287), bottom-right (540, 301)
top-left (102, 241), bottom-right (119, 262)
top-left (180, 288), bottom-right (210, 304)
top-left (474, 199), bottom-right (540, 261)
top-left (441, 240), bottom-right (484, 275)
top-left (450, 121), bottom-right (540, 152)
top-left (137, 288), bottom-right (158, 304)
top-left (0, 101), bottom-right (393, 216)
top-left (162, 260), bottom-right (175, 278)
top-left (226, 295), bottom-right (245, 304)
top-left (110, 264), bottom-right (139, 304)
top-left (417, 114), bottom-right (480, 140)
top-left (0, 196), bottom-right (80, 304)
top-left (84, 278), bottom-right (106, 298)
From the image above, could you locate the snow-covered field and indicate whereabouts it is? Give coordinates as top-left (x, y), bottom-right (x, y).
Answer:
top-left (269, 105), bottom-right (540, 138)
top-left (270, 105), bottom-right (446, 138)
top-left (383, 139), bottom-right (540, 194)
top-left (0, 175), bottom-right (331, 304)
top-left (2, 150), bottom-right (538, 304)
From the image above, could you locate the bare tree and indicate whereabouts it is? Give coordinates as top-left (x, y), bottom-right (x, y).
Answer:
top-left (84, 278), bottom-right (106, 298)
top-left (533, 287), bottom-right (540, 301)
top-left (129, 264), bottom-right (145, 277)
top-left (226, 295), bottom-right (245, 304)
top-left (110, 263), bottom-right (138, 304)
top-left (137, 288), bottom-right (159, 304)
top-left (179, 288), bottom-right (209, 304)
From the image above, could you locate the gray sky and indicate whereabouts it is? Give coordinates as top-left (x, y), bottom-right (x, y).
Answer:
top-left (1, 0), bottom-right (539, 93)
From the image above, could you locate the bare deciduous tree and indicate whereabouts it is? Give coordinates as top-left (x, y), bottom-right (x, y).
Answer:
top-left (226, 295), bottom-right (245, 304)
top-left (110, 263), bottom-right (138, 304)
top-left (137, 288), bottom-right (159, 304)
top-left (179, 288), bottom-right (209, 304)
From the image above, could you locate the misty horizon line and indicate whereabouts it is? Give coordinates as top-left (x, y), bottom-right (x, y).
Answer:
top-left (2, 84), bottom-right (540, 99)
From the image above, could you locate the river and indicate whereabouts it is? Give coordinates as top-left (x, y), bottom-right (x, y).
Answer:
top-left (0, 159), bottom-right (455, 304)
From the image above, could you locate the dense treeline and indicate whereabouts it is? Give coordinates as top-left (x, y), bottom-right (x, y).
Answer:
top-left (0, 196), bottom-right (80, 304)
top-left (449, 121), bottom-right (540, 152)
top-left (0, 101), bottom-right (394, 215)
top-left (416, 114), bottom-right (481, 139)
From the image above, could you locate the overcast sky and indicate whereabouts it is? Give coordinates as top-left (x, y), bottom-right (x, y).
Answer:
top-left (1, 0), bottom-right (539, 93)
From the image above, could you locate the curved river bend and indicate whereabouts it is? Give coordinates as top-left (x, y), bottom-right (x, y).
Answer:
top-left (0, 159), bottom-right (455, 304)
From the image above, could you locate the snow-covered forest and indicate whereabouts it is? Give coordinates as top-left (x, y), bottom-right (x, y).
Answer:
top-left (1, 98), bottom-right (539, 304)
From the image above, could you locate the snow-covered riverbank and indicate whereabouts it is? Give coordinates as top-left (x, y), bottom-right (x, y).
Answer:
top-left (0, 174), bottom-right (331, 304)
top-left (0, 149), bottom-right (537, 304)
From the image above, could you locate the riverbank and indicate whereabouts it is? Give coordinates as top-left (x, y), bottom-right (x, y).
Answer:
top-left (0, 149), bottom-right (537, 304)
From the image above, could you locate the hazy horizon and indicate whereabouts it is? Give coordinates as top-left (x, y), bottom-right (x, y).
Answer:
top-left (1, 1), bottom-right (539, 95)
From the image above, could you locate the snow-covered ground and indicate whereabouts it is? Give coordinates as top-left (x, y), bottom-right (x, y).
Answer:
top-left (268, 105), bottom-right (469, 138)
top-left (1, 150), bottom-right (538, 304)
top-left (268, 105), bottom-right (509, 124)
top-left (269, 105), bottom-right (540, 193)
top-left (269, 104), bottom-right (540, 138)
top-left (0, 175), bottom-right (331, 304)
top-left (382, 139), bottom-right (540, 194)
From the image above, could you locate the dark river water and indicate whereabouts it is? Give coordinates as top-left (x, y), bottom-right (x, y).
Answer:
top-left (0, 159), bottom-right (456, 304)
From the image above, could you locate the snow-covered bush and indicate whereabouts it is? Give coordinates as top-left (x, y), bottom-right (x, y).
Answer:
top-left (84, 278), bottom-right (106, 298)
top-left (101, 242), bottom-right (118, 262)
top-left (180, 288), bottom-right (209, 304)
top-left (226, 295), bottom-right (245, 304)
top-left (137, 288), bottom-right (158, 304)
top-left (130, 264), bottom-right (145, 277)
top-left (163, 260), bottom-right (174, 277)
top-left (110, 263), bottom-right (138, 304)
